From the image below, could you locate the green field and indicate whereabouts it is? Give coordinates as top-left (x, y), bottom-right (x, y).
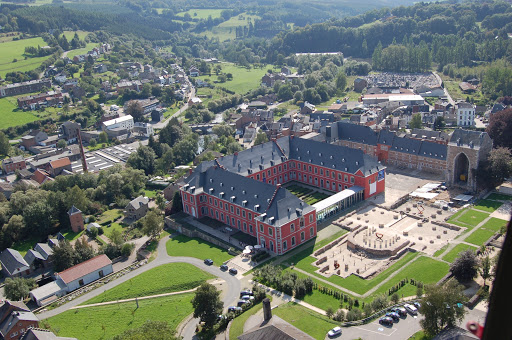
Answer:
top-left (176, 8), bottom-right (226, 19)
top-left (433, 244), bottom-right (449, 257)
top-left (12, 236), bottom-right (40, 257)
top-left (473, 199), bottom-right (502, 213)
top-left (464, 228), bottom-right (496, 246)
top-left (481, 217), bottom-right (507, 232)
top-left (0, 36), bottom-right (51, 77)
top-left (97, 209), bottom-right (123, 224)
top-left (313, 229), bottom-right (348, 251)
top-left (61, 229), bottom-right (85, 242)
top-left (84, 263), bottom-right (214, 304)
top-left (195, 87), bottom-right (231, 106)
top-left (449, 209), bottom-right (489, 229)
top-left (63, 30), bottom-right (90, 41)
top-left (203, 12), bottom-right (261, 41)
top-left (198, 63), bottom-right (268, 94)
top-left (46, 293), bottom-right (193, 340)
top-left (66, 42), bottom-right (98, 58)
top-left (143, 189), bottom-right (160, 198)
top-left (273, 303), bottom-right (338, 340)
top-left (166, 234), bottom-right (233, 265)
top-left (0, 97), bottom-right (39, 129)
top-left (442, 244), bottom-right (477, 263)
top-left (486, 193), bottom-right (512, 201)
top-left (229, 302), bottom-right (265, 340)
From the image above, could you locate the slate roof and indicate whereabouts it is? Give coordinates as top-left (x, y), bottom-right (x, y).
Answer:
top-left (418, 140), bottom-right (447, 160)
top-left (35, 243), bottom-right (53, 260)
top-left (238, 315), bottom-right (314, 340)
top-left (24, 249), bottom-right (44, 266)
top-left (449, 129), bottom-right (491, 149)
top-left (0, 248), bottom-right (29, 275)
top-left (391, 136), bottom-right (422, 155)
top-left (21, 328), bottom-right (78, 340)
top-left (0, 311), bottom-right (38, 337)
top-left (67, 205), bottom-right (81, 216)
top-left (335, 122), bottom-right (378, 145)
top-left (126, 196), bottom-right (149, 210)
top-left (377, 129), bottom-right (396, 146)
top-left (183, 166), bottom-right (314, 227)
top-left (57, 254), bottom-right (112, 284)
top-left (0, 301), bottom-right (29, 324)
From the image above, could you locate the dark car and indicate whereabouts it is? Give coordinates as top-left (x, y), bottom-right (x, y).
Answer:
top-left (220, 264), bottom-right (228, 271)
top-left (391, 307), bottom-right (407, 317)
top-left (229, 268), bottom-right (238, 275)
top-left (386, 312), bottom-right (400, 321)
top-left (237, 300), bottom-right (250, 307)
top-left (240, 290), bottom-right (253, 297)
top-left (379, 316), bottom-right (394, 326)
top-left (204, 259), bottom-right (213, 265)
top-left (227, 306), bottom-right (242, 313)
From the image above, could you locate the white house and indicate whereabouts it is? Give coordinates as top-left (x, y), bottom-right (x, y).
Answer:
top-left (55, 254), bottom-right (113, 293)
top-left (455, 102), bottom-right (475, 127)
top-left (134, 122), bottom-right (154, 137)
top-left (102, 115), bottom-right (134, 131)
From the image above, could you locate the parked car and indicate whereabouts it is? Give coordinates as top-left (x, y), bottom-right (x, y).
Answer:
top-left (240, 290), bottom-right (253, 297)
top-left (327, 326), bottom-right (342, 337)
top-left (404, 303), bottom-right (418, 315)
top-left (227, 306), bottom-right (242, 313)
top-left (204, 259), bottom-right (213, 265)
top-left (229, 268), bottom-right (238, 275)
top-left (237, 300), bottom-right (250, 307)
top-left (220, 264), bottom-right (228, 271)
top-left (379, 316), bottom-right (394, 326)
top-left (386, 312), bottom-right (400, 321)
top-left (391, 307), bottom-right (407, 317)
top-left (413, 302), bottom-right (421, 309)
top-left (241, 295), bottom-right (255, 301)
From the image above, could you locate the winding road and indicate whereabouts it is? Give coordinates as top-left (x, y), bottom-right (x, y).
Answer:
top-left (38, 234), bottom-right (241, 340)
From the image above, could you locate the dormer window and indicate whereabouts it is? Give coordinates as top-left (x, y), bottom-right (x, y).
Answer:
top-left (260, 213), bottom-right (266, 220)
top-left (209, 188), bottom-right (214, 194)
top-left (242, 200), bottom-right (247, 207)
top-left (220, 192), bottom-right (224, 198)
top-left (254, 204), bottom-right (260, 211)
top-left (230, 196), bottom-right (235, 202)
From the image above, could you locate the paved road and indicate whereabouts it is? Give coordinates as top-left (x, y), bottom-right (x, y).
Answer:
top-left (38, 234), bottom-right (240, 322)
top-left (152, 87), bottom-right (196, 129)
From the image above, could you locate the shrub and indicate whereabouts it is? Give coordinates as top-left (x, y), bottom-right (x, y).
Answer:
top-left (346, 308), bottom-right (363, 321)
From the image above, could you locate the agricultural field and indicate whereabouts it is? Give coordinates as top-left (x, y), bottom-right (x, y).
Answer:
top-left (176, 9), bottom-right (226, 20)
top-left (46, 293), bottom-right (193, 340)
top-left (202, 12), bottom-right (261, 41)
top-left (85, 263), bottom-right (214, 304)
top-left (0, 97), bottom-right (39, 129)
top-left (442, 243), bottom-right (478, 263)
top-left (273, 303), bottom-right (338, 340)
top-left (197, 63), bottom-right (268, 95)
top-left (0, 36), bottom-right (52, 77)
top-left (166, 234), bottom-right (233, 265)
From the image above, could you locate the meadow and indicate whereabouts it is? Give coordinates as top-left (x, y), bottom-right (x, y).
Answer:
top-left (0, 37), bottom-right (51, 77)
top-left (0, 97), bottom-right (39, 129)
top-left (198, 63), bottom-right (268, 94)
top-left (176, 9), bottom-right (226, 20)
top-left (166, 234), bottom-right (233, 265)
top-left (442, 243), bottom-right (478, 263)
top-left (202, 12), bottom-right (261, 41)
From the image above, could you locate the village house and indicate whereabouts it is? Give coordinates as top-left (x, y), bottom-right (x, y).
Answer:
top-left (124, 196), bottom-right (149, 220)
top-left (0, 248), bottom-right (30, 278)
top-left (0, 301), bottom-right (38, 340)
top-left (2, 156), bottom-right (26, 174)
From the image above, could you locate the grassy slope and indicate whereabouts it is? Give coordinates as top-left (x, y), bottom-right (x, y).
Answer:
top-left (198, 63), bottom-right (268, 94)
top-left (0, 97), bottom-right (39, 129)
top-left (229, 303), bottom-right (264, 340)
top-left (202, 12), bottom-right (260, 41)
top-left (0, 37), bottom-right (51, 77)
top-left (176, 9), bottom-right (225, 19)
top-left (166, 234), bottom-right (233, 266)
top-left (442, 244), bottom-right (477, 263)
top-left (46, 294), bottom-right (193, 340)
top-left (67, 42), bottom-right (98, 58)
top-left (84, 263), bottom-right (214, 304)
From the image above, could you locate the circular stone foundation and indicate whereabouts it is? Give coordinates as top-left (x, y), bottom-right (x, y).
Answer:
top-left (346, 226), bottom-right (410, 257)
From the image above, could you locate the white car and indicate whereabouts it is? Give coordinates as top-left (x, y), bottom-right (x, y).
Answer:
top-left (241, 295), bottom-right (255, 301)
top-left (327, 326), bottom-right (342, 337)
top-left (404, 303), bottom-right (418, 315)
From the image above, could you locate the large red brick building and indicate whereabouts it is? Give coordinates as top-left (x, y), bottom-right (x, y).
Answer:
top-left (181, 136), bottom-right (386, 255)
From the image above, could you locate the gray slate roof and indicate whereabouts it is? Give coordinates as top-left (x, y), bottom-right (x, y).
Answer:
top-left (21, 328), bottom-right (78, 340)
top-left (35, 243), bottom-right (53, 260)
top-left (67, 205), bottom-right (81, 216)
top-left (335, 122), bottom-right (378, 145)
top-left (0, 311), bottom-right (39, 337)
top-left (24, 250), bottom-right (44, 266)
top-left (238, 315), bottom-right (314, 340)
top-left (0, 248), bottom-right (29, 275)
top-left (183, 166), bottom-right (314, 227)
top-left (126, 196), bottom-right (149, 210)
top-left (449, 129), bottom-right (491, 150)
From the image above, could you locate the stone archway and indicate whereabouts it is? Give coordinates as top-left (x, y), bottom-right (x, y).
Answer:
top-left (453, 153), bottom-right (469, 184)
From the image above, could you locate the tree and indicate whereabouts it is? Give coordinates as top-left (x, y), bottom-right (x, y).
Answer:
top-left (171, 191), bottom-right (182, 213)
top-left (99, 131), bottom-right (108, 144)
top-left (409, 113), bottom-right (423, 129)
top-left (142, 210), bottom-right (163, 239)
top-left (434, 116), bottom-right (445, 130)
top-left (127, 145), bottom-right (156, 176)
top-left (121, 242), bottom-right (135, 257)
top-left (420, 281), bottom-right (468, 336)
top-left (112, 320), bottom-right (179, 340)
top-left (326, 307), bottom-right (334, 319)
top-left (191, 282), bottom-right (223, 330)
top-left (477, 147), bottom-right (512, 188)
top-left (391, 293), bottom-right (400, 304)
top-left (74, 237), bottom-right (95, 263)
top-left (3, 215), bottom-right (24, 243)
top-left (109, 229), bottom-right (124, 246)
top-left (335, 70), bottom-right (347, 93)
top-left (125, 101), bottom-right (144, 122)
top-left (451, 249), bottom-right (479, 282)
top-left (0, 131), bottom-right (11, 155)
top-left (254, 132), bottom-right (269, 146)
top-left (480, 255), bottom-right (492, 286)
top-left (52, 240), bottom-right (76, 271)
top-left (4, 277), bottom-right (36, 301)
top-left (486, 109), bottom-right (512, 149)
top-left (89, 138), bottom-right (97, 148)
top-left (57, 139), bottom-right (67, 149)
top-left (212, 124), bottom-right (234, 138)
top-left (155, 193), bottom-right (166, 210)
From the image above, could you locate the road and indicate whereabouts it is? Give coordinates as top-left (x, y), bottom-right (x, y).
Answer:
top-left (152, 86), bottom-right (196, 129)
top-left (38, 234), bottom-right (240, 322)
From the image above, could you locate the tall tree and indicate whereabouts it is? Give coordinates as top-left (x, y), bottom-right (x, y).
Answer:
top-left (480, 255), bottom-right (492, 287)
top-left (486, 109), bottom-right (512, 149)
top-left (191, 282), bottom-right (223, 330)
top-left (254, 132), bottom-right (269, 146)
top-left (420, 281), bottom-right (468, 336)
top-left (335, 70), bottom-right (347, 93)
top-left (53, 240), bottom-right (76, 272)
top-left (125, 101), bottom-right (144, 122)
top-left (74, 237), bottom-right (95, 264)
top-left (127, 145), bottom-right (156, 176)
top-left (451, 249), bottom-right (479, 282)
top-left (142, 210), bottom-right (163, 239)
top-left (409, 113), bottom-right (423, 129)
top-left (4, 277), bottom-right (37, 301)
top-left (0, 131), bottom-right (11, 155)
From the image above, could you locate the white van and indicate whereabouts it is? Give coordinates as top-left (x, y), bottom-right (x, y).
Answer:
top-left (404, 303), bottom-right (418, 315)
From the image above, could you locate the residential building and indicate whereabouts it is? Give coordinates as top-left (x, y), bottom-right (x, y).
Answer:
top-left (455, 102), bottom-right (476, 127)
top-left (180, 136), bottom-right (385, 255)
top-left (21, 328), bottom-right (77, 340)
top-left (0, 183), bottom-right (14, 199)
top-left (124, 196), bottom-right (149, 220)
top-left (0, 310), bottom-right (38, 340)
top-left (2, 156), bottom-right (26, 174)
top-left (133, 122), bottom-right (154, 137)
top-left (188, 97), bottom-right (202, 106)
top-left (189, 66), bottom-right (200, 77)
top-left (0, 248), bottom-right (30, 278)
top-left (353, 77), bottom-right (368, 92)
top-left (0, 79), bottom-right (52, 98)
top-left (48, 157), bottom-right (72, 177)
top-left (54, 254), bottom-right (113, 292)
top-left (17, 92), bottom-right (63, 110)
top-left (124, 98), bottom-right (160, 115)
top-left (60, 121), bottom-right (81, 143)
top-left (102, 115), bottom-right (134, 131)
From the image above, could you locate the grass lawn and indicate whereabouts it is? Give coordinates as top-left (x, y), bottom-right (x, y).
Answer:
top-left (0, 37), bottom-right (50, 77)
top-left (480, 217), bottom-right (507, 232)
top-left (473, 199), bottom-right (502, 213)
top-left (197, 63), bottom-right (268, 94)
top-left (273, 302), bottom-right (338, 340)
top-left (103, 222), bottom-right (127, 239)
top-left (313, 229), bottom-right (348, 251)
top-left (176, 8), bottom-right (226, 19)
top-left (84, 263), bottom-right (214, 304)
top-left (203, 12), bottom-right (261, 41)
top-left (301, 289), bottom-right (341, 312)
top-left (98, 209), bottom-right (123, 224)
top-left (442, 244), bottom-right (477, 263)
top-left (229, 302), bottom-right (265, 340)
top-left (61, 229), bottom-right (85, 242)
top-left (464, 228), bottom-right (496, 246)
top-left (12, 236), bottom-right (40, 256)
top-left (372, 256), bottom-right (450, 298)
top-left (454, 209), bottom-right (490, 228)
top-left (433, 244), bottom-right (449, 257)
top-left (67, 42), bottom-right (98, 58)
top-left (63, 30), bottom-right (90, 41)
top-left (46, 293), bottom-right (193, 340)
top-left (195, 87), bottom-right (230, 106)
top-left (486, 193), bottom-right (512, 201)
top-left (0, 97), bottom-right (39, 129)
top-left (166, 234), bottom-right (233, 265)
top-left (143, 189), bottom-right (160, 198)
top-left (409, 330), bottom-right (434, 340)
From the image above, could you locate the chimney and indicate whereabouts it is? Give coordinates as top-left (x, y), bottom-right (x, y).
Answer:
top-left (263, 298), bottom-right (272, 321)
